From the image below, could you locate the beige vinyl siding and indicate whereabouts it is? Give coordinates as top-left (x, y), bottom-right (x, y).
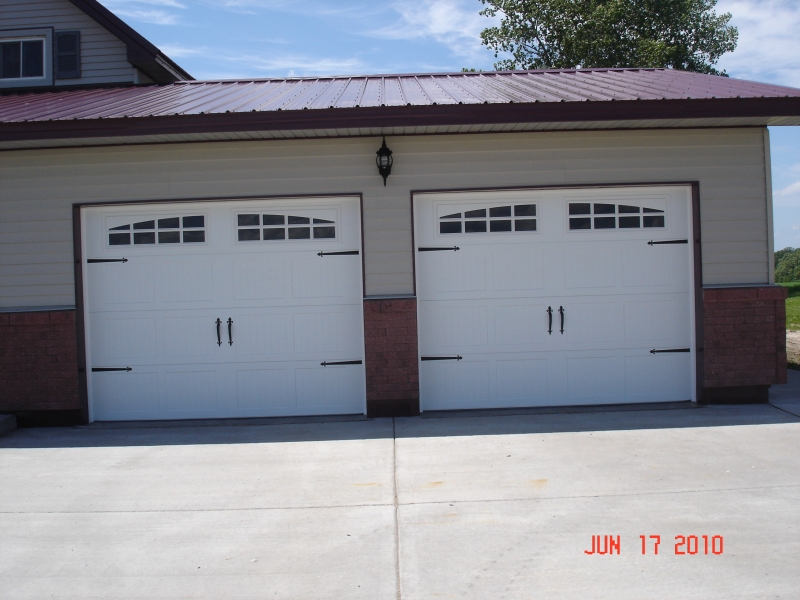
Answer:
top-left (0, 0), bottom-right (133, 86)
top-left (0, 127), bottom-right (769, 307)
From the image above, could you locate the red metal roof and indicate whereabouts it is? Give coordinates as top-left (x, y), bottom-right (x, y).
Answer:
top-left (1, 68), bottom-right (799, 148)
top-left (1, 68), bottom-right (797, 123)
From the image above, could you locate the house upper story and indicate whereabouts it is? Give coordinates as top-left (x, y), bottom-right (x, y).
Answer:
top-left (0, 0), bottom-right (191, 92)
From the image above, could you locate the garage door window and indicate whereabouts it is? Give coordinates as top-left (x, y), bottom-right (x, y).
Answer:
top-left (568, 203), bottom-right (664, 230)
top-left (439, 205), bottom-right (537, 235)
top-left (108, 215), bottom-right (206, 246)
top-left (237, 213), bottom-right (336, 242)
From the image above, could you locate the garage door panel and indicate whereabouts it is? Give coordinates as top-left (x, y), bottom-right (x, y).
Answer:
top-left (291, 257), bottom-right (347, 300)
top-left (623, 298), bottom-right (690, 344)
top-left (233, 259), bottom-right (286, 300)
top-left (293, 310), bottom-right (350, 354)
top-left (91, 371), bottom-right (159, 419)
top-left (93, 263), bottom-right (156, 305)
top-left (420, 360), bottom-right (490, 410)
top-left (494, 303), bottom-right (550, 347)
top-left (163, 370), bottom-right (217, 412)
top-left (495, 359), bottom-right (548, 404)
top-left (625, 354), bottom-right (692, 400)
top-left (622, 247), bottom-right (689, 290)
top-left (295, 366), bottom-right (364, 410)
top-left (422, 304), bottom-right (488, 349)
top-left (492, 249), bottom-right (545, 292)
top-left (163, 316), bottom-right (218, 357)
top-left (423, 250), bottom-right (487, 294)
top-left (563, 247), bottom-right (620, 289)
top-left (236, 368), bottom-right (292, 409)
top-left (161, 261), bottom-right (214, 303)
top-left (91, 317), bottom-right (157, 360)
top-left (564, 302), bottom-right (624, 345)
top-left (233, 314), bottom-right (290, 356)
top-left (566, 355), bottom-right (624, 400)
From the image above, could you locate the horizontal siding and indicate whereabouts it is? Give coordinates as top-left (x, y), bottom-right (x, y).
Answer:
top-left (0, 0), bottom-right (133, 86)
top-left (0, 128), bottom-right (768, 307)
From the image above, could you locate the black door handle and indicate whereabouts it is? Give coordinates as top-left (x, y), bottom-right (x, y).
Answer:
top-left (227, 318), bottom-right (233, 346)
top-left (547, 306), bottom-right (553, 335)
top-left (215, 318), bottom-right (222, 346)
top-left (558, 306), bottom-right (565, 334)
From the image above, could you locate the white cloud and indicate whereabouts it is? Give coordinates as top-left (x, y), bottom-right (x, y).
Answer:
top-left (157, 43), bottom-right (204, 57)
top-left (773, 180), bottom-right (800, 207)
top-left (101, 0), bottom-right (186, 25)
top-left (716, 0), bottom-right (800, 87)
top-left (777, 181), bottom-right (800, 196)
top-left (113, 8), bottom-right (180, 25)
top-left (246, 54), bottom-right (366, 76)
top-left (211, 0), bottom-right (378, 18)
top-left (169, 46), bottom-right (367, 78)
top-left (369, 0), bottom-right (495, 61)
top-left (772, 181), bottom-right (800, 207)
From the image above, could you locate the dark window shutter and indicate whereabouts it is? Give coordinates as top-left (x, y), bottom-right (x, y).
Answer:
top-left (55, 31), bottom-right (80, 79)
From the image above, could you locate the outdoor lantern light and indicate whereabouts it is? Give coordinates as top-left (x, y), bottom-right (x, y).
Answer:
top-left (375, 136), bottom-right (393, 186)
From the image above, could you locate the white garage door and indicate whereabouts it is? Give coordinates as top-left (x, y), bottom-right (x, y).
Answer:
top-left (414, 186), bottom-right (695, 411)
top-left (81, 197), bottom-right (366, 421)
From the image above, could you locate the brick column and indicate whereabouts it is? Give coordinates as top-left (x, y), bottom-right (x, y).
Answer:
top-left (702, 286), bottom-right (787, 403)
top-left (0, 310), bottom-right (81, 416)
top-left (363, 298), bottom-right (420, 417)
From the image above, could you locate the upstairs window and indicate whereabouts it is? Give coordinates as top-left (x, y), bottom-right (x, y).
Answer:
top-left (439, 204), bottom-right (537, 234)
top-left (568, 203), bottom-right (665, 230)
top-left (0, 38), bottom-right (44, 80)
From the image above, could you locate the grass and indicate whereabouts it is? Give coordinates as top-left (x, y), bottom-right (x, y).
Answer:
top-left (781, 284), bottom-right (800, 369)
top-left (779, 282), bottom-right (800, 331)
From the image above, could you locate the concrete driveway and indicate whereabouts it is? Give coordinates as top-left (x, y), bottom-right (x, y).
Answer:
top-left (2, 380), bottom-right (800, 599)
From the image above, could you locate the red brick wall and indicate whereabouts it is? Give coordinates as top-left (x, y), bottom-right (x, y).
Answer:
top-left (0, 310), bottom-right (81, 412)
top-left (363, 298), bottom-right (420, 417)
top-left (703, 286), bottom-right (787, 390)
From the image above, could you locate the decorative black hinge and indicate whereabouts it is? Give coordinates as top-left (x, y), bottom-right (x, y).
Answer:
top-left (91, 367), bottom-right (132, 372)
top-left (650, 348), bottom-right (691, 354)
top-left (87, 258), bottom-right (128, 263)
top-left (317, 250), bottom-right (360, 257)
top-left (418, 246), bottom-right (460, 252)
top-left (421, 355), bottom-right (463, 361)
top-left (320, 360), bottom-right (363, 367)
top-left (647, 240), bottom-right (688, 246)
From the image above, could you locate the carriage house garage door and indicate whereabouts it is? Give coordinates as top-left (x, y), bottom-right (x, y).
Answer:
top-left (414, 186), bottom-right (696, 411)
top-left (81, 197), bottom-right (366, 421)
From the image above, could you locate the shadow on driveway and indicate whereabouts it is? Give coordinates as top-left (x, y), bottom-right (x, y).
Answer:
top-left (2, 400), bottom-right (797, 450)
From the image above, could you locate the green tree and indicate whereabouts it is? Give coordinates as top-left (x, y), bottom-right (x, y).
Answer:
top-left (479, 0), bottom-right (738, 75)
top-left (775, 247), bottom-right (800, 283)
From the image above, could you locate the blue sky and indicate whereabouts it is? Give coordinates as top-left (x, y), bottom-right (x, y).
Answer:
top-left (100, 0), bottom-right (800, 249)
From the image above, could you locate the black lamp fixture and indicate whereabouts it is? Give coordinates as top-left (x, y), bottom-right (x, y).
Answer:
top-left (375, 136), bottom-right (393, 186)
